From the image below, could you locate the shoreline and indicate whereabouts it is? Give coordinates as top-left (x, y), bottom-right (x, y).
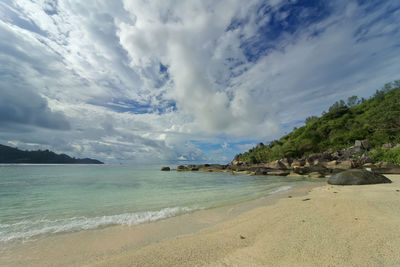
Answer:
top-left (0, 181), bottom-right (320, 267)
top-left (92, 174), bottom-right (400, 266)
top-left (2, 175), bottom-right (399, 266)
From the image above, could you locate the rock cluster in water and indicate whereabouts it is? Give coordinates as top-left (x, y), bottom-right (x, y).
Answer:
top-left (161, 140), bottom-right (400, 184)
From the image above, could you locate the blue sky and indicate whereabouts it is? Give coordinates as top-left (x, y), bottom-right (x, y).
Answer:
top-left (0, 0), bottom-right (400, 164)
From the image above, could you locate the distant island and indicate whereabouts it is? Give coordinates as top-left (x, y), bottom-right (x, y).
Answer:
top-left (0, 144), bottom-right (103, 164)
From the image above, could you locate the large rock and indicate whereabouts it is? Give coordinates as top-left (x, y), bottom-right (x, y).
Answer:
top-left (322, 160), bottom-right (338, 169)
top-left (354, 139), bottom-right (371, 150)
top-left (265, 160), bottom-right (287, 169)
top-left (363, 163), bottom-right (377, 168)
top-left (327, 169), bottom-right (392, 185)
top-left (335, 160), bottom-right (354, 169)
top-left (177, 165), bottom-right (186, 171)
top-left (372, 168), bottom-right (400, 174)
top-left (231, 160), bottom-right (241, 166)
top-left (267, 170), bottom-right (290, 176)
top-left (291, 159), bottom-right (306, 167)
top-left (161, 166), bottom-right (170, 171)
top-left (280, 158), bottom-right (292, 168)
top-left (233, 153), bottom-right (242, 161)
top-left (376, 162), bottom-right (399, 168)
top-left (254, 167), bottom-right (269, 175)
top-left (356, 153), bottom-right (373, 166)
top-left (304, 152), bottom-right (333, 167)
top-left (321, 160), bottom-right (353, 169)
top-left (361, 139), bottom-right (372, 150)
top-left (292, 167), bottom-right (312, 175)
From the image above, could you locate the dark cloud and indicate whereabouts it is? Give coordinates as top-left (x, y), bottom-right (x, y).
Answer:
top-left (0, 86), bottom-right (70, 130)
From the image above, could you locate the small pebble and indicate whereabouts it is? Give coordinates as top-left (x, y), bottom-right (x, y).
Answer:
top-left (302, 198), bottom-right (311, 201)
top-left (355, 218), bottom-right (358, 220)
top-left (240, 235), bottom-right (246, 239)
top-left (396, 190), bottom-right (400, 192)
top-left (333, 192), bottom-right (338, 194)
top-left (288, 195), bottom-right (292, 198)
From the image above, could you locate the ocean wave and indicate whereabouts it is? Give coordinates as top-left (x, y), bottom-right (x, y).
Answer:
top-left (0, 206), bottom-right (197, 243)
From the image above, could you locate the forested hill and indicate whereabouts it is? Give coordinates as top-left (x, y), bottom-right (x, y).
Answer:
top-left (0, 144), bottom-right (103, 164)
top-left (236, 81), bottom-right (400, 164)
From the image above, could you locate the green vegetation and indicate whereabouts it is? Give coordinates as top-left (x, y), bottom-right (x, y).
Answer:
top-left (0, 144), bottom-right (103, 164)
top-left (237, 81), bottom-right (400, 164)
top-left (370, 146), bottom-right (400, 164)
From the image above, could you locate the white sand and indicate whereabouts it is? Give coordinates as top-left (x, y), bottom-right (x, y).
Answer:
top-left (89, 175), bottom-right (400, 266)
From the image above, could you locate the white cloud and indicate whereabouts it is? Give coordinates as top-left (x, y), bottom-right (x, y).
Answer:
top-left (0, 0), bottom-right (399, 163)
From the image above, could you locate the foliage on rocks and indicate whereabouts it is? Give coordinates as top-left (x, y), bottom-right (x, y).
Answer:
top-left (237, 81), bottom-right (400, 164)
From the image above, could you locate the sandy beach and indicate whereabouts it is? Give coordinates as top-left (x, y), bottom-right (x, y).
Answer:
top-left (89, 174), bottom-right (400, 267)
top-left (2, 175), bottom-right (399, 266)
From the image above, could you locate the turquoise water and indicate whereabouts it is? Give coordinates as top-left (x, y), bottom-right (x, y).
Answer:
top-left (0, 165), bottom-right (313, 243)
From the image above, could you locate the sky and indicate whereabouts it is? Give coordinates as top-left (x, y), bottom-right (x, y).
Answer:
top-left (0, 0), bottom-right (400, 164)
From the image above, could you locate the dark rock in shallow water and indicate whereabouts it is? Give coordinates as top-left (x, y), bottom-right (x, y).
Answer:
top-left (327, 169), bottom-right (392, 185)
top-left (161, 166), bottom-right (170, 171)
top-left (267, 170), bottom-right (290, 176)
top-left (177, 165), bottom-right (185, 171)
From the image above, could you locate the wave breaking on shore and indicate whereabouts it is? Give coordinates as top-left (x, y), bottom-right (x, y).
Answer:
top-left (0, 206), bottom-right (197, 243)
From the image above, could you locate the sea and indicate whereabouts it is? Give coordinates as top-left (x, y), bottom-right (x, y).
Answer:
top-left (0, 164), bottom-right (316, 244)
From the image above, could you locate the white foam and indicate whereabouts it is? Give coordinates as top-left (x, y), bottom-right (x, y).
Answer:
top-left (0, 206), bottom-right (197, 243)
top-left (269, 185), bottom-right (292, 194)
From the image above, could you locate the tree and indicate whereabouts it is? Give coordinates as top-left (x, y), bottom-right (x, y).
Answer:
top-left (373, 89), bottom-right (385, 100)
top-left (249, 154), bottom-right (258, 164)
top-left (328, 100), bottom-right (347, 113)
top-left (382, 82), bottom-right (393, 92)
top-left (305, 116), bottom-right (318, 124)
top-left (346, 95), bottom-right (359, 107)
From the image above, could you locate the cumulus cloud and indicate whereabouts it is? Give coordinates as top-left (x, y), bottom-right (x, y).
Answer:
top-left (0, 0), bottom-right (399, 163)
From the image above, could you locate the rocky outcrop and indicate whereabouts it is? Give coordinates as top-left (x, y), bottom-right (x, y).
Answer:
top-left (327, 169), bottom-right (392, 185)
top-left (161, 166), bottom-right (170, 171)
top-left (177, 165), bottom-right (185, 171)
top-left (168, 140), bottom-right (399, 177)
top-left (291, 159), bottom-right (306, 167)
top-left (264, 160), bottom-right (288, 169)
top-left (355, 139), bottom-right (372, 150)
top-left (296, 140), bottom-right (379, 170)
top-left (376, 162), bottom-right (399, 168)
top-left (267, 170), bottom-right (290, 176)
